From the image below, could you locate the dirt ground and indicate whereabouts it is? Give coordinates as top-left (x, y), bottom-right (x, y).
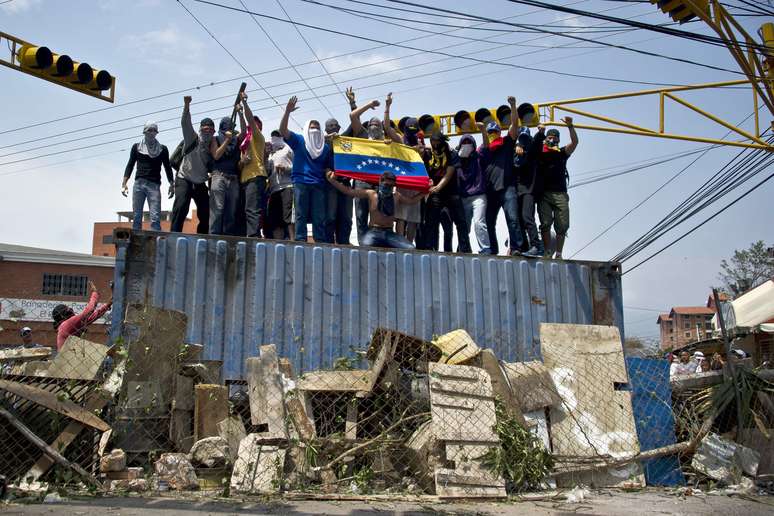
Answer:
top-left (3, 489), bottom-right (774, 516)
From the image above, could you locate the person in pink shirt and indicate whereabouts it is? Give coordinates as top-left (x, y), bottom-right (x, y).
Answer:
top-left (52, 281), bottom-right (112, 351)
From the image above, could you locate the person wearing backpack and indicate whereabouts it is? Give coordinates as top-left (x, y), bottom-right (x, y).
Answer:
top-left (170, 95), bottom-right (214, 234)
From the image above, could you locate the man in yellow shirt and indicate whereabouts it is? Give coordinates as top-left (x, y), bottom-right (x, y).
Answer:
top-left (238, 92), bottom-right (268, 238)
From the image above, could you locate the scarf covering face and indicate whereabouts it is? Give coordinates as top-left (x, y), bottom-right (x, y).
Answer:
top-left (428, 145), bottom-right (448, 174)
top-left (218, 117), bottom-right (237, 154)
top-left (376, 183), bottom-right (395, 216)
top-left (271, 136), bottom-right (285, 150)
top-left (303, 120), bottom-right (325, 160)
top-left (367, 117), bottom-right (384, 140)
top-left (138, 121), bottom-right (162, 158)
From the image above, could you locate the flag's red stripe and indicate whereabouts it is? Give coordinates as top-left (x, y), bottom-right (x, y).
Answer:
top-left (335, 169), bottom-right (431, 192)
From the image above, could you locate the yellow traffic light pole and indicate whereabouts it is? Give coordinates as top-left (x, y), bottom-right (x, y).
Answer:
top-left (0, 32), bottom-right (116, 103)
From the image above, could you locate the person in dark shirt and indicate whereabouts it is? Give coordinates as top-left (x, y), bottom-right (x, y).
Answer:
top-left (515, 125), bottom-right (546, 257)
top-left (537, 117), bottom-right (578, 260)
top-left (456, 125), bottom-right (491, 254)
top-left (210, 113), bottom-right (247, 236)
top-left (121, 122), bottom-right (173, 231)
top-left (479, 96), bottom-right (523, 255)
top-left (419, 131), bottom-right (471, 253)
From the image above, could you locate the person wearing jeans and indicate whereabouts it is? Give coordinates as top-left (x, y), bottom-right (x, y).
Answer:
top-left (456, 129), bottom-right (490, 254)
top-left (515, 126), bottom-right (546, 257)
top-left (209, 115), bottom-right (246, 235)
top-left (121, 121), bottom-right (173, 231)
top-left (279, 96), bottom-right (334, 243)
top-left (479, 96), bottom-right (523, 255)
top-left (237, 92), bottom-right (268, 238)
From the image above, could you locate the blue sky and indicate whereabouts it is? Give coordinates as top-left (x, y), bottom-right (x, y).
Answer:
top-left (1, 0), bottom-right (772, 342)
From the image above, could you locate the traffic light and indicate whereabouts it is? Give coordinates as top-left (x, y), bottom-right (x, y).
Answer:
top-left (418, 114), bottom-right (441, 134)
top-left (762, 22), bottom-right (774, 79)
top-left (650, 0), bottom-right (709, 24)
top-left (1, 33), bottom-right (116, 102)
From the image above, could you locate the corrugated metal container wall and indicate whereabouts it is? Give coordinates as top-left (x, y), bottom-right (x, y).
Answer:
top-left (111, 230), bottom-right (624, 380)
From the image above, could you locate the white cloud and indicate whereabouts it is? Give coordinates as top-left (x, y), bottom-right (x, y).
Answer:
top-left (553, 12), bottom-right (587, 29)
top-left (120, 24), bottom-right (205, 77)
top-left (0, 0), bottom-right (41, 14)
top-left (315, 50), bottom-right (402, 77)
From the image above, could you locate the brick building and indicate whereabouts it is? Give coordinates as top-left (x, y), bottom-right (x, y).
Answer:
top-left (657, 306), bottom-right (716, 350)
top-left (0, 243), bottom-right (114, 348)
top-left (92, 210), bottom-right (201, 257)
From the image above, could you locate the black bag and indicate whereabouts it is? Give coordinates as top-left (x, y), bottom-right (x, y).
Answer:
top-left (170, 137), bottom-right (198, 172)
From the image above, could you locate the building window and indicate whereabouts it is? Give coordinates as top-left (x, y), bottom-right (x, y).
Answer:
top-left (684, 321), bottom-right (690, 329)
top-left (669, 328), bottom-right (674, 333)
top-left (684, 331), bottom-right (691, 338)
top-left (705, 322), bottom-right (713, 329)
top-left (42, 273), bottom-right (88, 297)
top-left (102, 234), bottom-right (113, 244)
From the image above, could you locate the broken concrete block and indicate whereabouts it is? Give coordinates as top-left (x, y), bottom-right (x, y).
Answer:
top-left (193, 384), bottom-right (228, 442)
top-left (99, 449), bottom-right (127, 473)
top-left (107, 478), bottom-right (148, 492)
top-left (246, 345), bottom-right (287, 438)
top-left (190, 436), bottom-right (230, 468)
top-left (501, 360), bottom-right (561, 412)
top-left (46, 336), bottom-right (107, 380)
top-left (217, 415), bottom-right (247, 463)
top-left (692, 432), bottom-right (760, 484)
top-left (432, 329), bottom-right (480, 365)
top-left (230, 433), bottom-right (286, 493)
top-left (154, 453), bottom-right (198, 490)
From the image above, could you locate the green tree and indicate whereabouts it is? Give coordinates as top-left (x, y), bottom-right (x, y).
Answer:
top-left (718, 241), bottom-right (774, 297)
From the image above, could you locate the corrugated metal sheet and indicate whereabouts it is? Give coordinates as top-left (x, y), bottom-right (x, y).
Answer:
top-left (111, 230), bottom-right (623, 379)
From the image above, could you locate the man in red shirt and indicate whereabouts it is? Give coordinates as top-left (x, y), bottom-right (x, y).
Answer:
top-left (52, 281), bottom-right (112, 351)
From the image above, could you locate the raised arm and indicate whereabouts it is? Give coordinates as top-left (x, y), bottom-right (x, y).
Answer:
top-left (476, 121), bottom-right (489, 149)
top-left (241, 92), bottom-right (262, 138)
top-left (182, 96), bottom-right (197, 147)
top-left (279, 96), bottom-right (298, 139)
top-left (346, 86), bottom-right (357, 111)
top-left (507, 96), bottom-right (520, 140)
top-left (383, 93), bottom-right (402, 142)
top-left (562, 116), bottom-right (579, 155)
top-left (212, 131), bottom-right (233, 160)
top-left (236, 104), bottom-right (247, 144)
top-left (350, 99), bottom-right (380, 137)
top-left (326, 171), bottom-right (371, 198)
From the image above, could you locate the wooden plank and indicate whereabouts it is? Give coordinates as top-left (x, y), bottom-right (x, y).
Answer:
top-left (46, 336), bottom-right (107, 380)
top-left (194, 384), bottom-right (228, 442)
top-left (540, 323), bottom-right (645, 489)
top-left (297, 370), bottom-right (371, 392)
top-left (0, 347), bottom-right (52, 362)
top-left (246, 345), bottom-right (288, 438)
top-left (0, 379), bottom-right (110, 431)
top-left (477, 349), bottom-right (526, 425)
top-left (345, 399), bottom-right (358, 440)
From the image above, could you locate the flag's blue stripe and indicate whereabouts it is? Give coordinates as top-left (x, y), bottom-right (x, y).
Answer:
top-left (335, 153), bottom-right (427, 178)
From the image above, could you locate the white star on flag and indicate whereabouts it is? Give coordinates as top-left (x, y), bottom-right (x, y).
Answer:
top-left (356, 165), bottom-right (362, 170)
top-left (400, 170), bottom-right (407, 175)
top-left (367, 158), bottom-right (373, 164)
top-left (381, 160), bottom-right (388, 166)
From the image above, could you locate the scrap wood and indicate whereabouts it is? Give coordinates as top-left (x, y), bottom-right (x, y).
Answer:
top-left (0, 379), bottom-right (110, 431)
top-left (0, 407), bottom-right (103, 490)
top-left (0, 347), bottom-right (52, 362)
top-left (552, 442), bottom-right (691, 475)
top-left (46, 336), bottom-right (108, 380)
top-left (297, 370), bottom-right (372, 393)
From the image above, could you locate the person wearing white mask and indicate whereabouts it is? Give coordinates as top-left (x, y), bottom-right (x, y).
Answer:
top-left (266, 130), bottom-right (295, 239)
top-left (279, 96), bottom-right (334, 243)
top-left (121, 121), bottom-right (173, 231)
top-left (456, 123), bottom-right (491, 254)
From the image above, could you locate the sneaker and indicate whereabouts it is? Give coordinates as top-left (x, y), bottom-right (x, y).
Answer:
top-left (554, 252), bottom-right (563, 260)
top-left (509, 249), bottom-right (522, 257)
top-left (523, 246), bottom-right (541, 257)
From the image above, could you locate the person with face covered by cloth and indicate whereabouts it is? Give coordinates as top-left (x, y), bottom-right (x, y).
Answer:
top-left (325, 170), bottom-right (421, 249)
top-left (236, 92), bottom-right (268, 238)
top-left (537, 117), bottom-right (578, 260)
top-left (280, 96), bottom-right (333, 243)
top-left (384, 93), bottom-right (422, 244)
top-left (419, 131), bottom-right (472, 253)
top-left (322, 117), bottom-right (353, 244)
top-left (514, 125), bottom-right (547, 257)
top-left (266, 130), bottom-right (295, 239)
top-left (479, 96), bottom-right (523, 255)
top-left (456, 122), bottom-right (491, 254)
top-left (121, 121), bottom-right (173, 231)
top-left (209, 106), bottom-right (247, 235)
top-left (171, 96), bottom-right (213, 234)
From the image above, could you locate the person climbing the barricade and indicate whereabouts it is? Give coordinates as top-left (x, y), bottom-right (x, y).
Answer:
top-left (52, 281), bottom-right (112, 351)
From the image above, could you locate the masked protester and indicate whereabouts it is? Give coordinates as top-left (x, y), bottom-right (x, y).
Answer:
top-left (419, 131), bottom-right (472, 253)
top-left (326, 170), bottom-right (421, 249)
top-left (322, 117), bottom-right (353, 244)
top-left (479, 96), bottom-right (523, 255)
top-left (171, 96), bottom-right (213, 234)
top-left (348, 98), bottom-right (383, 244)
top-left (279, 96), bottom-right (333, 243)
top-left (266, 130), bottom-right (295, 239)
top-left (456, 126), bottom-right (491, 254)
top-left (383, 94), bottom-right (422, 244)
top-left (537, 116), bottom-right (579, 259)
top-left (514, 126), bottom-right (547, 257)
top-left (52, 281), bottom-right (112, 351)
top-left (236, 92), bottom-right (268, 238)
top-left (209, 108), bottom-right (247, 236)
top-left (121, 121), bottom-right (173, 231)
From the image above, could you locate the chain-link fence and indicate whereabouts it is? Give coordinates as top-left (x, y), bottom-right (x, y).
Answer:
top-left (1, 306), bottom-right (772, 498)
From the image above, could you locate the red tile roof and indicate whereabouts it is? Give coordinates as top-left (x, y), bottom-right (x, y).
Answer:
top-left (671, 306), bottom-right (715, 315)
top-left (657, 313), bottom-right (672, 323)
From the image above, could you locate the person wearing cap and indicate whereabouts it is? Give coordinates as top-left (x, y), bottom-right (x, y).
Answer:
top-left (479, 96), bottom-right (523, 256)
top-left (537, 116), bottom-right (579, 260)
top-left (456, 122), bottom-right (491, 254)
top-left (121, 121), bottom-right (174, 231)
top-left (19, 327), bottom-right (41, 348)
top-left (266, 130), bottom-right (295, 239)
top-left (171, 95), bottom-right (214, 234)
top-left (279, 96), bottom-right (333, 243)
top-left (322, 116), bottom-right (353, 245)
top-left (237, 92), bottom-right (268, 238)
top-left (210, 104), bottom-right (248, 236)
top-left (515, 125), bottom-right (547, 257)
top-left (692, 351), bottom-right (708, 372)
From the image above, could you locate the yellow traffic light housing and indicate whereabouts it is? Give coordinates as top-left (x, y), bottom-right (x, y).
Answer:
top-left (650, 0), bottom-right (709, 23)
top-left (1, 32), bottom-right (116, 103)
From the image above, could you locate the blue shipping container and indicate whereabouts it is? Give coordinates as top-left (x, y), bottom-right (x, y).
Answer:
top-left (111, 230), bottom-right (624, 379)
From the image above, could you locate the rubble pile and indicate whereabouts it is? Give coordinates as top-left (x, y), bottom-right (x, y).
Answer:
top-left (1, 305), bottom-right (772, 499)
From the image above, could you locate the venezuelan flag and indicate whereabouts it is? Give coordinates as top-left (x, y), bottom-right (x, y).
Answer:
top-left (332, 136), bottom-right (430, 191)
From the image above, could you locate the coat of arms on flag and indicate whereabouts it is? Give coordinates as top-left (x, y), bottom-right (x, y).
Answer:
top-left (331, 136), bottom-right (430, 191)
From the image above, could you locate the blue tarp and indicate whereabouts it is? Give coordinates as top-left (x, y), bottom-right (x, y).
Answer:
top-left (625, 357), bottom-right (685, 486)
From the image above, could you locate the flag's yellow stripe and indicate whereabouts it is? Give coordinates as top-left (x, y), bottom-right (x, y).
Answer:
top-left (332, 136), bottom-right (423, 164)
